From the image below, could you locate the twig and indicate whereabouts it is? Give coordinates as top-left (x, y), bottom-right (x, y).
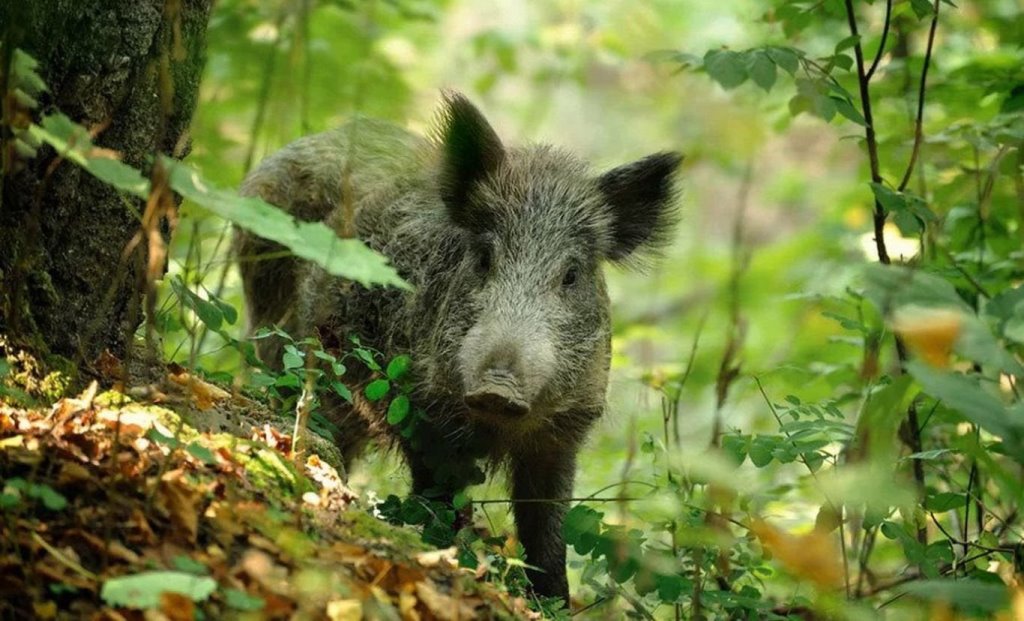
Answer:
top-left (865, 0), bottom-right (893, 82)
top-left (843, 0), bottom-right (888, 264)
top-left (896, 0), bottom-right (941, 192)
top-left (571, 596), bottom-right (609, 617)
top-left (875, 550), bottom-right (998, 609)
top-left (31, 532), bottom-right (98, 582)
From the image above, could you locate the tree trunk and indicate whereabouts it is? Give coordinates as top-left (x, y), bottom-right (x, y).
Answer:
top-left (0, 0), bottom-right (212, 366)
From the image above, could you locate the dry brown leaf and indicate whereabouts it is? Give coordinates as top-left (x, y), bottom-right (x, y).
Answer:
top-left (399, 588), bottom-right (420, 621)
top-left (415, 547), bottom-right (459, 570)
top-left (415, 580), bottom-right (477, 621)
top-left (167, 370), bottom-right (231, 411)
top-left (157, 470), bottom-right (201, 542)
top-left (32, 601), bottom-right (57, 619)
top-left (58, 460), bottom-right (92, 485)
top-left (238, 549), bottom-right (291, 595)
top-left (749, 518), bottom-right (843, 588)
top-left (326, 599), bottom-right (363, 621)
top-left (159, 592), bottom-right (195, 621)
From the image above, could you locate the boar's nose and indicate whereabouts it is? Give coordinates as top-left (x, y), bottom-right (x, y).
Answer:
top-left (464, 369), bottom-right (530, 417)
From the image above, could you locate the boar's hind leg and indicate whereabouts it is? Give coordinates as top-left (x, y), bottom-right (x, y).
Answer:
top-left (511, 449), bottom-right (576, 602)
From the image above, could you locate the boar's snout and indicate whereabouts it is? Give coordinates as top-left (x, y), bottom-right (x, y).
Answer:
top-left (464, 369), bottom-right (530, 417)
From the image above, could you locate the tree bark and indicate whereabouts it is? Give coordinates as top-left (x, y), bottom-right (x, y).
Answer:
top-left (0, 0), bottom-right (212, 365)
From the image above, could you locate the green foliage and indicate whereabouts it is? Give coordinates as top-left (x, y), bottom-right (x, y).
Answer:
top-left (0, 477), bottom-right (67, 511)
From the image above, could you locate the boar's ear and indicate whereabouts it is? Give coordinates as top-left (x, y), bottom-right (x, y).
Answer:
top-left (435, 91), bottom-right (505, 230)
top-left (598, 152), bottom-right (683, 262)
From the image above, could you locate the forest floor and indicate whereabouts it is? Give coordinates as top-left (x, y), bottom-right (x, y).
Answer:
top-left (0, 349), bottom-right (537, 620)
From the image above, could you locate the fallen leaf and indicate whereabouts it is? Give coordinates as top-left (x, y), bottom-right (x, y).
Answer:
top-left (157, 470), bottom-right (201, 542)
top-left (326, 598), bottom-right (363, 621)
top-left (32, 601), bottom-right (57, 619)
top-left (415, 580), bottom-right (477, 621)
top-left (399, 588), bottom-right (420, 621)
top-left (415, 547), bottom-right (459, 569)
top-left (160, 591), bottom-right (196, 621)
top-left (167, 370), bottom-right (231, 411)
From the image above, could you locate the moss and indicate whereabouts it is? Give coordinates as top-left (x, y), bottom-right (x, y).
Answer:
top-left (342, 509), bottom-right (432, 555)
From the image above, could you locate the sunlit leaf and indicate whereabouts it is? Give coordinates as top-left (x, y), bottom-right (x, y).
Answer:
top-left (101, 571), bottom-right (216, 609)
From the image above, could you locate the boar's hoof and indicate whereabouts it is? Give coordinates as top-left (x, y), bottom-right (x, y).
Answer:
top-left (464, 384), bottom-right (529, 418)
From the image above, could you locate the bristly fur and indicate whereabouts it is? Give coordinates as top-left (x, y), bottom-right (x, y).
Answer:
top-left (599, 151), bottom-right (684, 268)
top-left (432, 90), bottom-right (505, 232)
top-left (234, 91), bottom-right (684, 601)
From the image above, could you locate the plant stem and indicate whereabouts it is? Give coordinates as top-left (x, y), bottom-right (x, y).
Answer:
top-left (865, 0), bottom-right (893, 82)
top-left (897, 0), bottom-right (941, 192)
top-left (843, 0), bottom-right (888, 264)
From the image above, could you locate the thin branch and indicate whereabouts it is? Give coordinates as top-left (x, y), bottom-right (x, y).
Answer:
top-left (865, 0), bottom-right (893, 82)
top-left (843, 0), bottom-right (888, 264)
top-left (897, 0), bottom-right (941, 192)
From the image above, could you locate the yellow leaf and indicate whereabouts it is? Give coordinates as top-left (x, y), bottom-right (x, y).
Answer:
top-left (891, 306), bottom-right (963, 368)
top-left (749, 518), bottom-right (843, 588)
top-left (326, 599), bottom-right (363, 621)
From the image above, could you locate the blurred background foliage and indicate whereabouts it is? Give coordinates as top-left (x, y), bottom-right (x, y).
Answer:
top-left (159, 0), bottom-right (1024, 617)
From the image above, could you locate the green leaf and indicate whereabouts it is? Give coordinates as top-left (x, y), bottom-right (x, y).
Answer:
top-left (352, 347), bottom-right (382, 372)
top-left (365, 379), bottom-right (391, 401)
top-left (101, 571), bottom-right (217, 609)
top-left (902, 448), bottom-right (956, 461)
top-left (0, 492), bottom-right (20, 509)
top-left (282, 351), bottom-right (304, 370)
top-left (909, 0), bottom-right (935, 19)
top-left (386, 395), bottom-right (410, 424)
top-left (563, 505), bottom-right (604, 555)
top-left (186, 443), bottom-right (216, 465)
top-left (170, 277), bottom-right (223, 330)
top-left (331, 381), bottom-right (353, 403)
top-left (766, 47), bottom-right (800, 75)
top-left (703, 50), bottom-right (748, 89)
top-left (656, 573), bottom-right (689, 602)
top-left (37, 485), bottom-right (68, 511)
top-left (28, 115), bottom-right (150, 197)
top-left (861, 264), bottom-right (971, 315)
top-left (171, 556), bottom-right (209, 575)
top-left (834, 35), bottom-right (860, 53)
top-left (224, 588), bottom-right (265, 611)
top-left (746, 51), bottom-right (777, 92)
top-left (12, 49), bottom-right (48, 96)
top-left (907, 362), bottom-right (1022, 455)
top-left (163, 158), bottom-right (409, 290)
top-left (851, 376), bottom-right (915, 465)
top-left (924, 492), bottom-right (966, 512)
top-left (748, 436), bottom-right (775, 467)
top-left (452, 490), bottom-right (470, 510)
top-left (145, 427), bottom-right (181, 449)
top-left (722, 434), bottom-right (748, 465)
top-left (900, 580), bottom-right (1008, 612)
top-left (211, 297), bottom-right (238, 326)
top-left (832, 97), bottom-right (867, 126)
top-left (386, 355), bottom-right (412, 380)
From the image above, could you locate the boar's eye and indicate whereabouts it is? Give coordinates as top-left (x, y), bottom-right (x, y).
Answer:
top-left (561, 265), bottom-right (579, 288)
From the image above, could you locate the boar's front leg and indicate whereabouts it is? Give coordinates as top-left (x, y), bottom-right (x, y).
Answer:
top-left (511, 447), bottom-right (576, 602)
